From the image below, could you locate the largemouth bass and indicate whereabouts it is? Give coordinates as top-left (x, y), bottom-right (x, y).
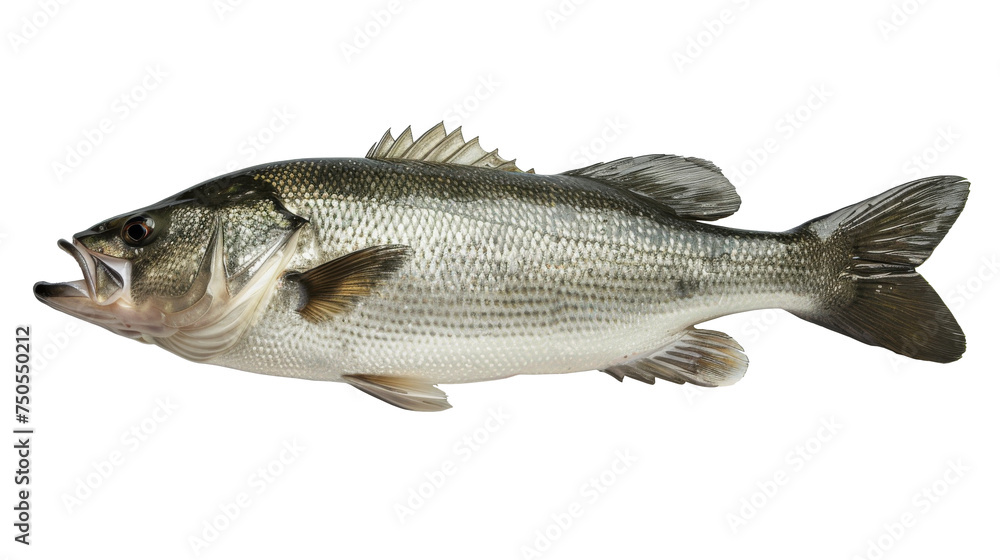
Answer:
top-left (34, 123), bottom-right (969, 411)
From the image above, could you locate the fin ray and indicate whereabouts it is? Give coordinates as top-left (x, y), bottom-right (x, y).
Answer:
top-left (286, 245), bottom-right (412, 323)
top-left (562, 155), bottom-right (740, 220)
top-left (344, 374), bottom-right (452, 412)
top-left (603, 328), bottom-right (748, 387)
top-left (795, 176), bottom-right (969, 362)
top-left (367, 122), bottom-right (533, 173)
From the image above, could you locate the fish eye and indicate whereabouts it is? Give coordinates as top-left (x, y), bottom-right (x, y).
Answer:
top-left (122, 216), bottom-right (154, 245)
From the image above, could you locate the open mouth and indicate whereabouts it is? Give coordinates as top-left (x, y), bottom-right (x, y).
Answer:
top-left (33, 239), bottom-right (145, 339)
top-left (34, 239), bottom-right (93, 301)
top-left (34, 239), bottom-right (129, 305)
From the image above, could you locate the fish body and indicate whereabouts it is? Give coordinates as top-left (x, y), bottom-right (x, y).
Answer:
top-left (224, 157), bottom-right (816, 382)
top-left (35, 124), bottom-right (969, 411)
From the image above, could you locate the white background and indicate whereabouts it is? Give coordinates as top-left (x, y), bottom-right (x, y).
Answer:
top-left (3, 1), bottom-right (998, 558)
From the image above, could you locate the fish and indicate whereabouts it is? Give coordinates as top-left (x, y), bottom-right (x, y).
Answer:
top-left (34, 123), bottom-right (969, 411)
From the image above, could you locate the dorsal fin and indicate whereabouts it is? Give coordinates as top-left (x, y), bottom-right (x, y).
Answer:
top-left (366, 122), bottom-right (534, 173)
top-left (562, 155), bottom-right (740, 220)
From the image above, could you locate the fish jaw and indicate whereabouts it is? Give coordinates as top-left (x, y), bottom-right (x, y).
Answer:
top-left (33, 238), bottom-right (179, 341)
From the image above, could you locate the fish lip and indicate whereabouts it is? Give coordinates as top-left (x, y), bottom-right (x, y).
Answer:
top-left (34, 240), bottom-right (147, 340)
top-left (34, 239), bottom-right (96, 302)
top-left (33, 279), bottom-right (89, 300)
top-left (35, 238), bottom-right (127, 305)
top-left (60, 238), bottom-right (97, 298)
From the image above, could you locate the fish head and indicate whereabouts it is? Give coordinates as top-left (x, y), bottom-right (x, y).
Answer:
top-left (34, 174), bottom-right (307, 350)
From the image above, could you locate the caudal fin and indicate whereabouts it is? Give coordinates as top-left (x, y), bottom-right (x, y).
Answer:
top-left (793, 176), bottom-right (970, 363)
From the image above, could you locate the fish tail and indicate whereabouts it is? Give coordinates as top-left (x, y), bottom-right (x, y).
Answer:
top-left (791, 176), bottom-right (970, 363)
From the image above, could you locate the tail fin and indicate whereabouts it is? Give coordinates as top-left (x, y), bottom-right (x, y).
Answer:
top-left (792, 176), bottom-right (970, 363)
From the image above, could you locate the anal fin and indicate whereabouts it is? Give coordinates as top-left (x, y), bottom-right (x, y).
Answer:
top-left (603, 328), bottom-right (748, 387)
top-left (344, 374), bottom-right (452, 412)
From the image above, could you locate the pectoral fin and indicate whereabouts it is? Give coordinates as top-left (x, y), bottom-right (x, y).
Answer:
top-left (603, 328), bottom-right (748, 387)
top-left (344, 374), bottom-right (452, 412)
top-left (286, 245), bottom-right (413, 323)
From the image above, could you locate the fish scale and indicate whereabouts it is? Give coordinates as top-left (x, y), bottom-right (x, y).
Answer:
top-left (34, 123), bottom-right (969, 411)
top-left (214, 158), bottom-right (821, 384)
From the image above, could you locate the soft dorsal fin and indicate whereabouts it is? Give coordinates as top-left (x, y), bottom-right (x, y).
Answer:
top-left (366, 122), bottom-right (534, 173)
top-left (603, 328), bottom-right (748, 387)
top-left (344, 374), bottom-right (452, 412)
top-left (285, 245), bottom-right (413, 323)
top-left (562, 155), bottom-right (741, 220)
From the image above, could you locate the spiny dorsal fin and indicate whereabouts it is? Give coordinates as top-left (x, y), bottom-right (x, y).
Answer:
top-left (563, 155), bottom-right (740, 220)
top-left (344, 374), bottom-right (452, 412)
top-left (285, 245), bottom-right (413, 323)
top-left (603, 328), bottom-right (748, 387)
top-left (366, 122), bottom-right (534, 173)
